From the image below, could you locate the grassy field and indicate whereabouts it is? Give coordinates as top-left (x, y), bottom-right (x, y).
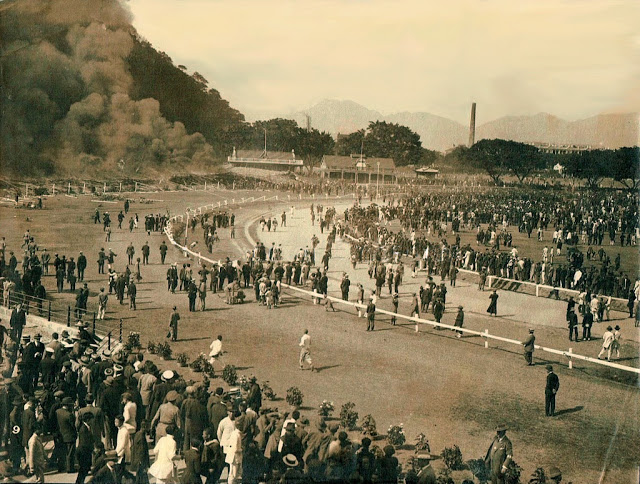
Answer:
top-left (2, 188), bottom-right (639, 483)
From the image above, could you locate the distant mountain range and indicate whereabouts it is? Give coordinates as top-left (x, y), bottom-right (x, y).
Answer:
top-left (287, 99), bottom-right (638, 152)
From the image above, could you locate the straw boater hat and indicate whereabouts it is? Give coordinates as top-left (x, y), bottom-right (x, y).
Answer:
top-left (162, 370), bottom-right (175, 382)
top-left (283, 454), bottom-right (299, 468)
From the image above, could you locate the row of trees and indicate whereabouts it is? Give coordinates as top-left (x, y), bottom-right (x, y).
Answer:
top-left (445, 141), bottom-right (639, 189)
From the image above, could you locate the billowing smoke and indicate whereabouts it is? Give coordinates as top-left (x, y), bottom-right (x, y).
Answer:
top-left (0, 0), bottom-right (215, 175)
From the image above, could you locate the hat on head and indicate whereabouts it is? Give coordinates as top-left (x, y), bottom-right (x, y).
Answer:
top-left (61, 330), bottom-right (69, 338)
top-left (166, 390), bottom-right (179, 402)
top-left (162, 370), bottom-right (175, 381)
top-left (76, 321), bottom-right (87, 328)
top-left (102, 349), bottom-right (112, 357)
top-left (458, 305), bottom-right (463, 309)
top-left (546, 365), bottom-right (553, 372)
top-left (104, 367), bottom-right (114, 377)
top-left (282, 454), bottom-right (299, 468)
top-left (529, 328), bottom-right (535, 333)
top-left (80, 355), bottom-right (90, 364)
top-left (45, 347), bottom-right (54, 354)
top-left (113, 364), bottom-right (123, 373)
top-left (185, 386), bottom-right (195, 394)
top-left (34, 333), bottom-right (42, 339)
top-left (62, 361), bottom-right (72, 368)
top-left (495, 423), bottom-right (508, 432)
top-left (62, 397), bottom-right (74, 406)
top-left (22, 335), bottom-right (30, 341)
top-left (415, 453), bottom-right (435, 461)
top-left (54, 390), bottom-right (65, 398)
top-left (285, 422), bottom-right (296, 430)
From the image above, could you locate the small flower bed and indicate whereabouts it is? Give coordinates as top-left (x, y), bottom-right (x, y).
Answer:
top-left (318, 400), bottom-right (335, 418)
top-left (361, 414), bottom-right (377, 436)
top-left (386, 424), bottom-right (406, 448)
top-left (339, 402), bottom-right (358, 430)
top-left (222, 364), bottom-right (238, 385)
top-left (286, 386), bottom-right (304, 407)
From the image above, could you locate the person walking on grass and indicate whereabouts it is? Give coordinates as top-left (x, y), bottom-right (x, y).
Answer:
top-left (299, 330), bottom-right (314, 372)
top-left (487, 290), bottom-right (499, 317)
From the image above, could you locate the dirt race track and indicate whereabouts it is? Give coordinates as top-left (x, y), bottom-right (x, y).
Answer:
top-left (2, 189), bottom-right (639, 483)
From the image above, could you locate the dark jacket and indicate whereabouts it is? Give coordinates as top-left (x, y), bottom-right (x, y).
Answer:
top-left (181, 448), bottom-right (201, 484)
top-left (56, 406), bottom-right (77, 443)
top-left (131, 428), bottom-right (150, 468)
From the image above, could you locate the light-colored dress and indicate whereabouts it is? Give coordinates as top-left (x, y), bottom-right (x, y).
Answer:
top-left (149, 435), bottom-right (176, 482)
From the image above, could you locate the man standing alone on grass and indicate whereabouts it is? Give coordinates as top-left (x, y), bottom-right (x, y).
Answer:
top-left (366, 297), bottom-right (376, 331)
top-left (169, 306), bottom-right (180, 342)
top-left (521, 329), bottom-right (535, 366)
top-left (299, 330), bottom-right (314, 372)
top-left (545, 365), bottom-right (559, 417)
top-left (484, 424), bottom-right (513, 484)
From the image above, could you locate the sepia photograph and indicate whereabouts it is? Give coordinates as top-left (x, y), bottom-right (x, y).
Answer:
top-left (0, 0), bottom-right (639, 483)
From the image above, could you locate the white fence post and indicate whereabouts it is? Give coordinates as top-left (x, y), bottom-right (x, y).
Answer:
top-left (484, 329), bottom-right (489, 348)
top-left (536, 284), bottom-right (540, 297)
top-left (568, 347), bottom-right (573, 369)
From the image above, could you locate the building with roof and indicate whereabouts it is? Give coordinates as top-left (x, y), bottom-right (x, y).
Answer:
top-left (319, 154), bottom-right (397, 184)
top-left (227, 147), bottom-right (304, 172)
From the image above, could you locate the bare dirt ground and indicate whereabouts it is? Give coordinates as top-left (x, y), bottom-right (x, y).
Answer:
top-left (2, 189), bottom-right (639, 483)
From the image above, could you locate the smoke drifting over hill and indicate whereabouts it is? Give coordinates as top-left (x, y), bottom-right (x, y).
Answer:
top-left (1, 0), bottom-right (215, 175)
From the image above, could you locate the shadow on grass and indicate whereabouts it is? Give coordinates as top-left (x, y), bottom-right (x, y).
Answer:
top-left (555, 405), bottom-right (584, 416)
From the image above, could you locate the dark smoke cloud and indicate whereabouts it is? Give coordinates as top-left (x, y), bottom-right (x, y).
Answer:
top-left (1, 0), bottom-right (215, 175)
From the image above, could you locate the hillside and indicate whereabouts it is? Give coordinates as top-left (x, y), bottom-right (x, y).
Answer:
top-left (290, 100), bottom-right (638, 151)
top-left (0, 0), bottom-right (246, 176)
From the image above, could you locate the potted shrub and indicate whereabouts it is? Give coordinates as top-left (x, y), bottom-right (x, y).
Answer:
top-left (318, 400), bottom-right (335, 418)
top-left (222, 365), bottom-right (238, 385)
top-left (262, 382), bottom-right (276, 400)
top-left (339, 402), bottom-right (358, 430)
top-left (176, 353), bottom-right (189, 367)
top-left (361, 414), bottom-right (377, 436)
top-left (157, 342), bottom-right (172, 360)
top-left (386, 424), bottom-right (406, 448)
top-left (286, 387), bottom-right (304, 408)
top-left (147, 341), bottom-right (157, 354)
top-left (190, 354), bottom-right (206, 372)
top-left (124, 332), bottom-right (141, 352)
top-left (441, 445), bottom-right (464, 471)
top-left (415, 433), bottom-right (431, 453)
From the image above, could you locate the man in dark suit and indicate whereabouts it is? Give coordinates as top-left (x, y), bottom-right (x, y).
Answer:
top-left (521, 329), bottom-right (535, 366)
top-left (56, 397), bottom-right (77, 473)
top-left (484, 424), bottom-right (513, 484)
top-left (9, 304), bottom-right (26, 344)
top-left (182, 437), bottom-right (202, 484)
top-left (76, 412), bottom-right (95, 484)
top-left (545, 365), bottom-right (560, 417)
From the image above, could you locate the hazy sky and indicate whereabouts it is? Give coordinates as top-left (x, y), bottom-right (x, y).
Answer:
top-left (128, 0), bottom-right (640, 124)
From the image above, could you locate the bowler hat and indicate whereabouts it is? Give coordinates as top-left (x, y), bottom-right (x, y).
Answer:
top-left (546, 365), bottom-right (553, 372)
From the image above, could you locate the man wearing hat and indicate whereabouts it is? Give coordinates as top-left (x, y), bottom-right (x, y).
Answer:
top-left (56, 397), bottom-right (77, 473)
top-left (414, 453), bottom-right (437, 484)
top-left (545, 365), bottom-right (560, 417)
top-left (9, 303), bottom-right (26, 343)
top-left (150, 390), bottom-right (180, 443)
top-left (149, 370), bottom-right (174, 425)
top-left (340, 273), bottom-right (350, 301)
top-left (484, 424), bottom-right (513, 484)
top-left (454, 306), bottom-right (465, 337)
top-left (169, 306), bottom-right (180, 341)
top-left (521, 329), bottom-right (536, 366)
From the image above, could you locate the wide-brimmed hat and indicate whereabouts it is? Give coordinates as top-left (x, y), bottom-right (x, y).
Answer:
top-left (495, 423), bottom-right (508, 432)
top-left (415, 453), bottom-right (435, 461)
top-left (282, 454), bottom-right (299, 468)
